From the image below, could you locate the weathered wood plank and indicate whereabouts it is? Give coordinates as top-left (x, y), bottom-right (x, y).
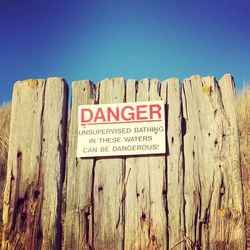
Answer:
top-left (93, 78), bottom-right (125, 250)
top-left (218, 74), bottom-right (246, 249)
top-left (63, 80), bottom-right (96, 250)
top-left (124, 79), bottom-right (167, 249)
top-left (2, 78), bottom-right (68, 250)
top-left (182, 75), bottom-right (245, 249)
top-left (147, 79), bottom-right (167, 250)
top-left (161, 78), bottom-right (184, 250)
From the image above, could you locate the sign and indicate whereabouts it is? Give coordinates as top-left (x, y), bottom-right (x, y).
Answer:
top-left (77, 101), bottom-right (166, 157)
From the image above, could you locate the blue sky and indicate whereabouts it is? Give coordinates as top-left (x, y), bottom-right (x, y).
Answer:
top-left (0, 0), bottom-right (249, 104)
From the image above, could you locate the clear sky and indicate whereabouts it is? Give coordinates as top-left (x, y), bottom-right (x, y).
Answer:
top-left (0, 0), bottom-right (249, 104)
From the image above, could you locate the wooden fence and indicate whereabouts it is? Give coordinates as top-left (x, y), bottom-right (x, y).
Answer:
top-left (1, 75), bottom-right (246, 249)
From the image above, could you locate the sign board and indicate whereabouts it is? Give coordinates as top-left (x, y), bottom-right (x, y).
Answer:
top-left (77, 101), bottom-right (166, 157)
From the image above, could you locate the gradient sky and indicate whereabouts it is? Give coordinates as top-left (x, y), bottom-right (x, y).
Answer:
top-left (0, 0), bottom-right (250, 104)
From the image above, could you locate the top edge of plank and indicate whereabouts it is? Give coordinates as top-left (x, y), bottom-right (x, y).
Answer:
top-left (14, 74), bottom-right (235, 88)
top-left (72, 80), bottom-right (93, 86)
top-left (219, 73), bottom-right (234, 82)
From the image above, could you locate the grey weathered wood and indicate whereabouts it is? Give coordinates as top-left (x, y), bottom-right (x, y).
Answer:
top-left (2, 74), bottom-right (245, 250)
top-left (93, 78), bottom-right (125, 250)
top-left (219, 74), bottom-right (246, 248)
top-left (63, 80), bottom-right (96, 249)
top-left (182, 75), bottom-right (245, 249)
top-left (2, 78), bottom-right (68, 250)
top-left (124, 79), bottom-right (167, 249)
top-left (161, 78), bottom-right (184, 250)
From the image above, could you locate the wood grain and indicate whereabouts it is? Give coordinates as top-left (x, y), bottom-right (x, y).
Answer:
top-left (93, 78), bottom-right (125, 250)
top-left (182, 75), bottom-right (245, 249)
top-left (2, 75), bottom-right (245, 250)
top-left (124, 79), bottom-right (167, 249)
top-left (63, 80), bottom-right (96, 249)
top-left (161, 78), bottom-right (184, 250)
top-left (2, 78), bottom-right (68, 250)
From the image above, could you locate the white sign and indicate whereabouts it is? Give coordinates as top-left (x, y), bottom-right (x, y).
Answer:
top-left (77, 101), bottom-right (166, 157)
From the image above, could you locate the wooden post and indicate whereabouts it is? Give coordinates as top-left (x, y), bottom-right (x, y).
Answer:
top-left (2, 78), bottom-right (68, 250)
top-left (161, 78), bottom-right (184, 250)
top-left (219, 74), bottom-right (246, 248)
top-left (182, 75), bottom-right (245, 249)
top-left (63, 80), bottom-right (96, 249)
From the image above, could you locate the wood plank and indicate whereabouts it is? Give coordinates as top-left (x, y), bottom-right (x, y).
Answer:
top-left (182, 75), bottom-right (245, 249)
top-left (161, 78), bottom-right (184, 250)
top-left (124, 79), bottom-right (167, 249)
top-left (93, 78), bottom-right (125, 250)
top-left (63, 80), bottom-right (96, 249)
top-left (2, 78), bottom-right (68, 250)
top-left (218, 74), bottom-right (246, 249)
